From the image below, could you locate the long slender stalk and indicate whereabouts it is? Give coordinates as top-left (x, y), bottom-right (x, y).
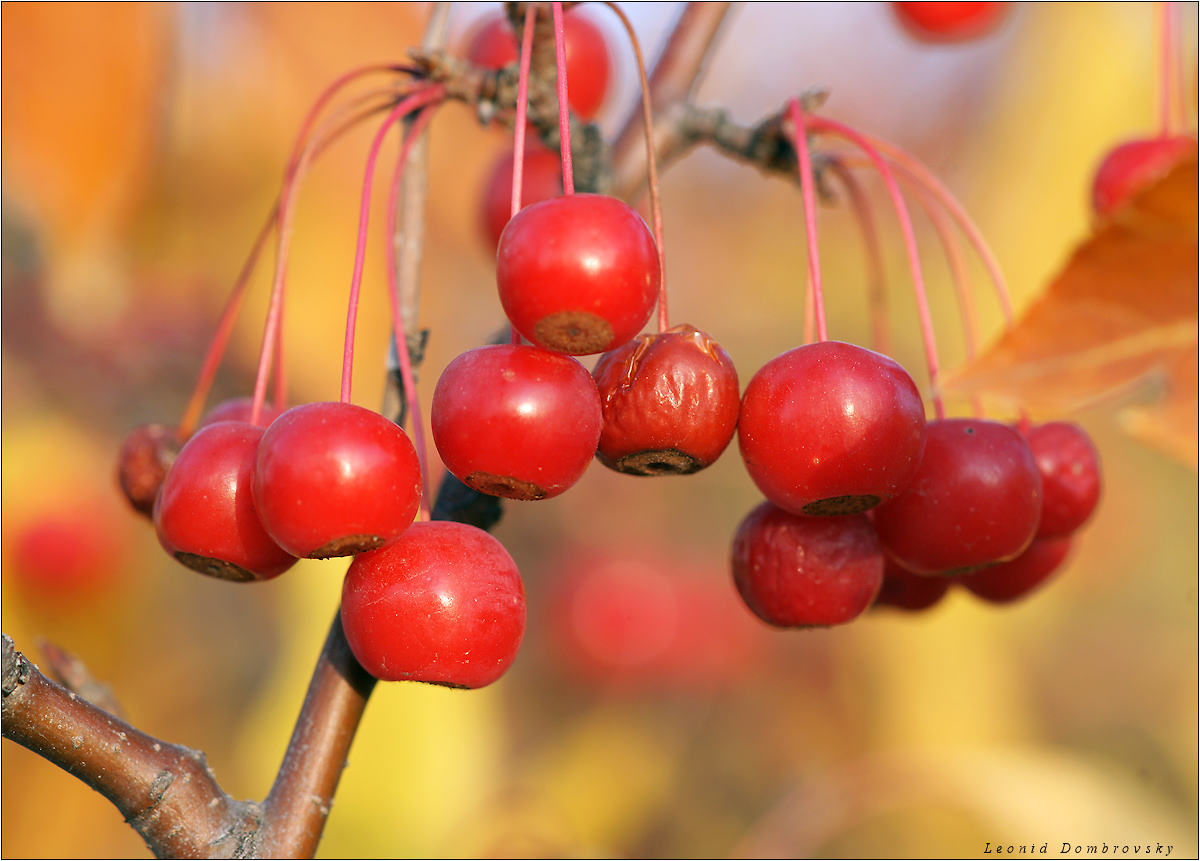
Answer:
top-left (551, 2), bottom-right (576, 195)
top-left (385, 103), bottom-right (442, 521)
top-left (788, 98), bottom-right (828, 343)
top-left (339, 86), bottom-right (446, 404)
top-left (825, 157), bottom-right (890, 356)
top-left (605, 1), bottom-right (670, 331)
top-left (808, 115), bottom-right (945, 418)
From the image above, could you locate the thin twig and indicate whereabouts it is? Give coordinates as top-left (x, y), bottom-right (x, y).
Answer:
top-left (3, 634), bottom-right (261, 858)
top-left (611, 2), bottom-right (734, 199)
top-left (36, 638), bottom-right (126, 720)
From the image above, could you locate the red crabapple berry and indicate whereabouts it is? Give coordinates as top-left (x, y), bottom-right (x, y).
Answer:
top-left (431, 343), bottom-right (602, 500)
top-left (892, 2), bottom-right (1009, 43)
top-left (592, 323), bottom-right (740, 476)
top-left (737, 341), bottom-right (927, 516)
top-left (117, 423), bottom-right (182, 518)
top-left (872, 418), bottom-right (1043, 576)
top-left (731, 501), bottom-right (884, 628)
top-left (340, 520), bottom-right (526, 689)
top-left (957, 534), bottom-right (1073, 603)
top-left (872, 555), bottom-right (952, 612)
top-left (1091, 135), bottom-right (1197, 218)
top-left (252, 401), bottom-right (422, 559)
top-left (480, 140), bottom-right (562, 250)
top-left (496, 194), bottom-right (660, 355)
top-left (1019, 421), bottom-right (1102, 538)
top-left (465, 9), bottom-right (612, 120)
top-left (154, 421), bottom-right (297, 582)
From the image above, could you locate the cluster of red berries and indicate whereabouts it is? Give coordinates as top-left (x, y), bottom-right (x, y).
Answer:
top-left (116, 1), bottom-right (1173, 696)
top-left (734, 411), bottom-right (1101, 628)
top-left (120, 395), bottom-right (526, 690)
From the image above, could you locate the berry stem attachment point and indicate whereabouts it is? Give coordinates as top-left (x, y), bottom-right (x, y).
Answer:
top-left (863, 133), bottom-right (1015, 329)
top-left (385, 103), bottom-right (441, 522)
top-left (788, 98), bottom-right (828, 344)
top-left (177, 207), bottom-right (277, 439)
top-left (825, 157), bottom-right (890, 356)
top-left (340, 86), bottom-right (446, 405)
top-left (510, 3), bottom-right (539, 223)
top-left (605, 1), bottom-right (669, 332)
top-left (551, 2), bottom-right (576, 195)
top-left (807, 115), bottom-right (944, 418)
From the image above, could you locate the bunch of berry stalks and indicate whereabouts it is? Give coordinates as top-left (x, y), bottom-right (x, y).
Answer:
top-left (12, 2), bottom-right (1153, 857)
top-left (732, 94), bottom-right (1103, 624)
top-left (119, 22), bottom-right (529, 691)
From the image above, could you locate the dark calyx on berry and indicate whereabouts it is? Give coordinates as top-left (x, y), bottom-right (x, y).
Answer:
top-left (174, 551), bottom-right (259, 583)
top-left (534, 310), bottom-right (614, 356)
top-left (310, 534), bottom-right (386, 559)
top-left (601, 448), bottom-right (701, 476)
top-left (463, 471), bottom-right (547, 502)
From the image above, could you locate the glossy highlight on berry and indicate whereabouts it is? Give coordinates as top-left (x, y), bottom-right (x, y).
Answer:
top-left (431, 344), bottom-right (602, 500)
top-left (253, 401), bottom-right (423, 559)
top-left (496, 194), bottom-right (660, 356)
top-left (737, 341), bottom-right (927, 516)
top-left (341, 520), bottom-right (526, 688)
top-left (154, 421), bottom-right (297, 582)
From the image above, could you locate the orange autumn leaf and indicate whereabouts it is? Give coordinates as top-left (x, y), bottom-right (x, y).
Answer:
top-left (1, 4), bottom-right (170, 247)
top-left (942, 152), bottom-right (1198, 464)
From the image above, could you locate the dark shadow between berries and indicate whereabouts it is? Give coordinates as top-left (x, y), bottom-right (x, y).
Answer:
top-left (802, 494), bottom-right (881, 516)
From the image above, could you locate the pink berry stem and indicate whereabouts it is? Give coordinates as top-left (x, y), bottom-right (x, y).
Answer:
top-left (508, 4), bottom-right (540, 348)
top-left (185, 99), bottom-right (402, 437)
top-left (861, 132), bottom-right (1015, 329)
top-left (787, 98), bottom-right (828, 343)
top-left (510, 3), bottom-right (539, 222)
top-left (177, 207), bottom-right (277, 438)
top-left (250, 65), bottom-right (415, 428)
top-left (182, 82), bottom-right (407, 435)
top-left (551, 2), bottom-right (575, 195)
top-left (806, 115), bottom-right (944, 418)
top-left (825, 156), bottom-right (890, 356)
top-left (802, 263), bottom-right (816, 346)
top-left (384, 103), bottom-right (441, 521)
top-left (271, 90), bottom-right (414, 417)
top-left (340, 85), bottom-right (446, 405)
top-left (604, 1), bottom-right (670, 332)
top-left (911, 170), bottom-right (985, 417)
top-left (838, 150), bottom-right (982, 362)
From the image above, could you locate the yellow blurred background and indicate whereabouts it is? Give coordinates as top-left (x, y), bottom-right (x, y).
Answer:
top-left (2, 3), bottom-right (1196, 858)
